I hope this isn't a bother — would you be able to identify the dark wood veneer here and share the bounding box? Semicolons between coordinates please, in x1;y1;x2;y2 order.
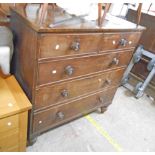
10;8;144;143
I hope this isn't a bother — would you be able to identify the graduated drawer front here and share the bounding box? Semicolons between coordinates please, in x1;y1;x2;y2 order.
37;50;133;85
33;87;117;133
0;115;19;151
38;32;140;59
35;68;124;111
0;114;19;133
0;130;19;151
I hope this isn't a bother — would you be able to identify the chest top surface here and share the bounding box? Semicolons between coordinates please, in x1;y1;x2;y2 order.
0;76;32;119
11;7;145;33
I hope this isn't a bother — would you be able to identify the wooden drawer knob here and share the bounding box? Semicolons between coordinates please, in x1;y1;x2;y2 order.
112;58;119;65
71;41;80;51
61;89;69;97
56;111;65;119
119;38;127;46
65;65;74;76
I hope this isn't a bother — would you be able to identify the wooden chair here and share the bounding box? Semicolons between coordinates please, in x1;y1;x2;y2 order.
0;3;27;26
38;3;111;26
0;3;143;27
0;4;12;26
97;3;142;27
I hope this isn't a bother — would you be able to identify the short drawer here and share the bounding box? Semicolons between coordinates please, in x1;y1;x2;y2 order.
0;114;19;133
35;68;124;110
37;50;133;85
100;32;141;51
33;87;117;133
38;33;102;59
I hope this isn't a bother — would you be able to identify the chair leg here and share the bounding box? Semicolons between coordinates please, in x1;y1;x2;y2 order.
136;3;142;26
100;3;111;26
38;3;48;25
98;3;102;27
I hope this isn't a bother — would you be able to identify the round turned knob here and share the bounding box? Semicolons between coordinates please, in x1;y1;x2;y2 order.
56;111;65;119
71;41;80;51
119;38;127;46
65;65;74;76
61;89;69;97
112;58;119;65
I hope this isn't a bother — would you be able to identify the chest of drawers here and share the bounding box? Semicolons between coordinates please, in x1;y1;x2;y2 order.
10;8;144;144
0;76;31;151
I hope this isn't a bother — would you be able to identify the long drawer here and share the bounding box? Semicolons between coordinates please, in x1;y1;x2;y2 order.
35;68;124;111
37;50;133;85
33;87;117;133
38;32;141;59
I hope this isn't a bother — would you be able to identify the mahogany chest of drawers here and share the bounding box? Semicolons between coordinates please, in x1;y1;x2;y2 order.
10;8;144;144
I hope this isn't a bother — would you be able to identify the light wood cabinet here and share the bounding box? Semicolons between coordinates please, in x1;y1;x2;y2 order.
0;76;32;152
